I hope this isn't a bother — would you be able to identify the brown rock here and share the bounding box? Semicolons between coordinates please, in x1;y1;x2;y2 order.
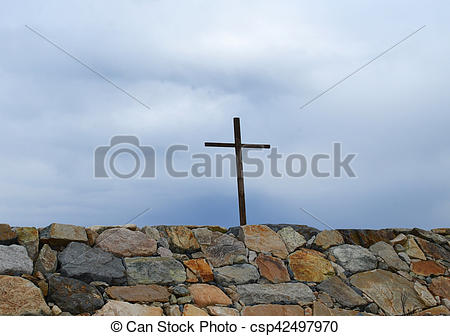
39;223;88;248
317;276;367;308
413;305;450;316
164;226;200;253
313;301;371;316
429;276;450;299
15;227;39;260
183;259;214;282
255;254;290;283
0;224;17;245
350;269;430;315
404;236;426;260
239;225;288;259
432;228;450;235
288;248;335;282
106;285;170;303
0;275;50;315
186;268;199;283
313;301;332;316
34;244;57;275
314;230;344;249
338;229;395;247
85;228;99;246
411;260;445;276
415;236;450;261
183;304;209;316
94;300;163;316
96;228;157;257
242;304;304;316
189;284;232;307
207;306;239;316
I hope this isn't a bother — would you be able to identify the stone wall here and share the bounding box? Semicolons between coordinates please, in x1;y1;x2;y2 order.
0;223;449;316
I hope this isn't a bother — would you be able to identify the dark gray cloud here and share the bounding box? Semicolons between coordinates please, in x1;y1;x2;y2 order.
0;1;449;229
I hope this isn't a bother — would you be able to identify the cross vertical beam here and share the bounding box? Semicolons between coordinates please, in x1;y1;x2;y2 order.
233;117;246;226
205;117;271;226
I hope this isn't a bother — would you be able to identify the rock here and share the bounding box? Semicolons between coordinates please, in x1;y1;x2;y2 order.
157;247;173;257
317;276;367;308
206;306;239;316
350;269;430;315
48;275;104;314
164;226;200;253
85;228;98;246
183;304;209;316
414;236;450;261
40;223;88;249
413;281;437;307
59;242;126;285
411;260;446;276
187;225;228;233
105;285;170;303
413;305;450;316
288;248;335;282
237;283;315;305
313;301;332;316
0;224;17;245
0;275;51;315
51;305;62;316
34;244;57;275
94;300;163;316
165;305;181;316
429;276;450;299
369;241;409;271
189;284;232;307
177;295;193;304
432;228;450;235
123;223;137;231
89;225;120;234
338;229;395;247
172;285;190;297
277;227;306;252
255;254;290;283
365;303;379;314
15;227;39;260
412;228;448;245
314;230;344;250
390;233;407;245
404;236;426;260
96;228;157;257
142;226;161;240
242;304;304;316
239;225;288;259
0;244;33;275
318;292;334;307
125;257;186;285
183;259;214;282
192;228;247;267
329;244;377;274
213;264;259;286
259;224;320;241
398;252;411;264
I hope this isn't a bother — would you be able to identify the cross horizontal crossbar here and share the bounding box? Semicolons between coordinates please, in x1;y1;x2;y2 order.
204;142;270;149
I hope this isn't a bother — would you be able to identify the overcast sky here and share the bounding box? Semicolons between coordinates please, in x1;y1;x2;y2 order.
1;1;449;230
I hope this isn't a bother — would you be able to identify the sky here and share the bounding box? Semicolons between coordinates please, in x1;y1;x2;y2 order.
0;1;449;230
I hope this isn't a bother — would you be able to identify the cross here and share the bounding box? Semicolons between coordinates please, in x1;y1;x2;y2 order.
205;117;271;226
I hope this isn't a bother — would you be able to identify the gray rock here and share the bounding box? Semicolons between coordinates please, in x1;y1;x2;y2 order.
277;227;306;252
237;283;315;305
59;242;126;285
412;228;448;245
365;302;379;314
125;257;186;285
48;275;104;315
369;241;409;271
329;244;377;274
317;276;367;308
192;228;247;267
171;285;190;297
35;244;58;275
214;264;260;286
0;244;33;275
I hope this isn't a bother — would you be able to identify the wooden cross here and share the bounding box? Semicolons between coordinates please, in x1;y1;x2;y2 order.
205;117;271;226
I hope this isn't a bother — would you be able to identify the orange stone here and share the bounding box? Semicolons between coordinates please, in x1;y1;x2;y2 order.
411;260;446;276
255;254;290;283
414;305;450;316
189;284;232;307
183;259;214;282
242;304;304;316
183;304;209;316
240;225;288;259
288;248;335;282
429;276;450;299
